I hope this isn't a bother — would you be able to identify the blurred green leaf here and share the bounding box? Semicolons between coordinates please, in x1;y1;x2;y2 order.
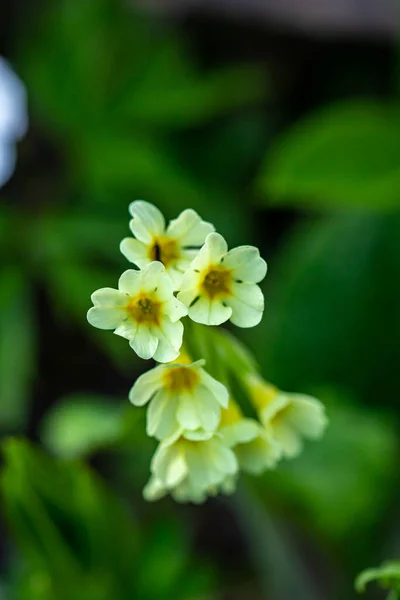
0;267;35;430
2;438;140;600
259;101;400;209
259;395;397;544
356;560;400;595
252;213;400;406
135;520;215;600
40;394;124;458
121;65;267;127
2;438;215;600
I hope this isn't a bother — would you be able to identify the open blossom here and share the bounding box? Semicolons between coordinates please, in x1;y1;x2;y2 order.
143;433;238;504
177;232;267;327
120;200;215;288
87;262;187;362
220;398;280;474
246;374;327;458
129;358;229;441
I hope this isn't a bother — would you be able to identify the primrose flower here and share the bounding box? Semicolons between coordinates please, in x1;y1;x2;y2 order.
120;200;215;288
177;232;267;327
87;262;187;362
143;433;238;503
220;399;280;474
246;374;327;458
129;359;229;441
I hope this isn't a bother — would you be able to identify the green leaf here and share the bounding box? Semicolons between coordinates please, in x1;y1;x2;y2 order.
40;394;124;458
121;65;267;127
1;438;139;599
252;213;400;407
0;267;35;430
356;560;400;594
259;101;400;209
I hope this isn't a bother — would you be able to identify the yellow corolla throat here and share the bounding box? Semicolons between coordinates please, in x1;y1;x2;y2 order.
248;378;279;411
201;265;232;299
163;366;200;393
125;295;161;325
220;398;243;426
270;402;293;427
148;236;180;268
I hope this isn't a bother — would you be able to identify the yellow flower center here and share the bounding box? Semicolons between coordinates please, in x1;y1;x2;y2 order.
148;236;180;267
125;295;161;325
201;266;232;299
163;366;200;393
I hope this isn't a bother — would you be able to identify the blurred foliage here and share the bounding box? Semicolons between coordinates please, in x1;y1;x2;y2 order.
19;0;267;232
259;101;400;209
356;560;400;598
1;438;214;600
252;212;400;407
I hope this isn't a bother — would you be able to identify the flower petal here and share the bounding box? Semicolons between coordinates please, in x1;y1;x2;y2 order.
120;237;149;267
118;270;141;295
177;270;201;306
147;391;181;440
220;420;259;448
226;283;264;328
128;366;163;406
143;476;167;501
207;438;238;477
87;306;123;330
189;232;227;272
166;208;215;247
163;296;188;322
153;319;183;363
274;423;303;458
90;287;127;307
114;320;138;340
140;261;165;292
289;395;327;439
199;369;229;408
129;325;159;360
188;296;232;326
128;200;165;243
223;246;267;283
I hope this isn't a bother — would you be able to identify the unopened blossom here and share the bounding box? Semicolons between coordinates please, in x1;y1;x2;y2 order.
177;232;267;327
129;358;229;441
246;374;327;458
220;398;280;474
87;262;187;362
0;57;28;187
143;433;238;503
120;200;215;288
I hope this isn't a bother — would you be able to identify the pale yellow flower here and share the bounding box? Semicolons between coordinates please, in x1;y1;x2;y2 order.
219;398;280;474
87;262;187;362
144;433;238;503
129;359;229;441
120;200;214;288
246;374;327;458
178;232;267;327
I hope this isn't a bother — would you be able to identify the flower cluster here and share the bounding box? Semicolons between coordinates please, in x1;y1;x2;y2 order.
88;201;327;503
